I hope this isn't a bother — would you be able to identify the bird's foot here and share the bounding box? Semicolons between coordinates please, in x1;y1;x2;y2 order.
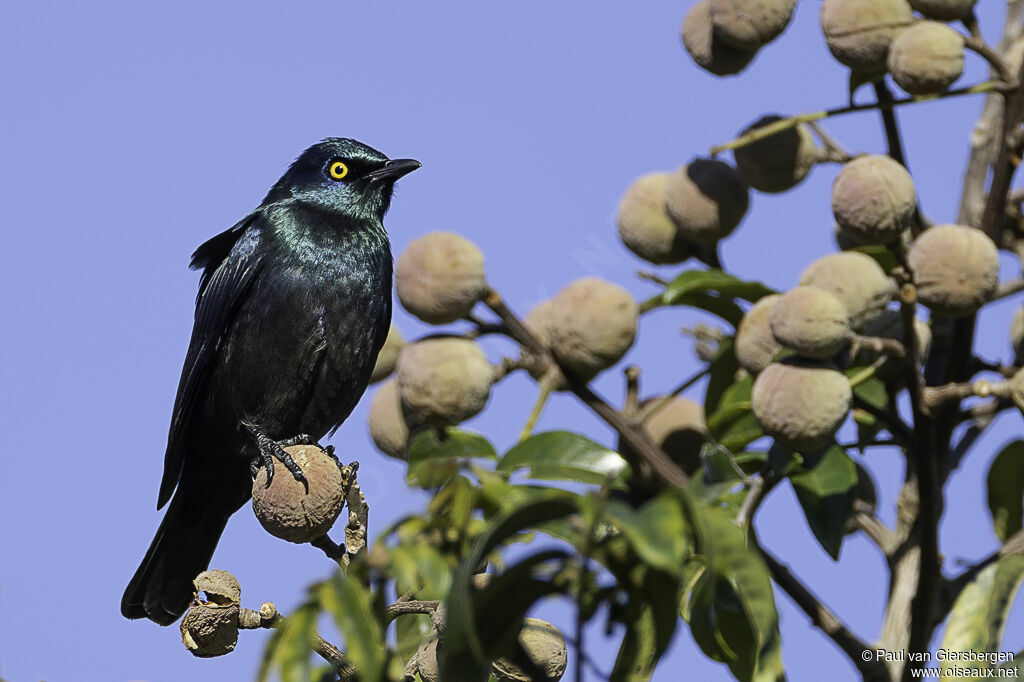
277;434;348;477
242;422;309;492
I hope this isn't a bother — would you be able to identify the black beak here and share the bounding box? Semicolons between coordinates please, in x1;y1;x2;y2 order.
365;158;421;183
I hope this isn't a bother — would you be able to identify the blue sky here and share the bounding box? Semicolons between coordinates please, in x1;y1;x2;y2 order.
1;2;1022;681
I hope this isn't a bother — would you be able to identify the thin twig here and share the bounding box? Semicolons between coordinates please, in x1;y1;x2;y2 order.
995;278;1024;301
259;603;357;680
711;81;1011;156
965;34;1014;83
385;600;439;623
520;372;556;441
762;551;891;682
942;528;1024;613
483;288;690;488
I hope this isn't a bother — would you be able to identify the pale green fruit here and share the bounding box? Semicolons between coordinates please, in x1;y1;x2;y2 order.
522;299;568;389
395;232;487;324
908;0;976;21
735;294;782;374
548;278;638;380
709;0;798;51
888;22;964;95
832;155;916;244
492;619;568;682
368;380;410;460
1011;307;1024;360
821;0;913;72
752;359;852;452
908;224;999;318
643;397;706;475
617;172;693;264
252;445;346;543
770;286;852;358
682;0;758;76
397;338;495;425
665;159;750;245
619;396;707;475
1012;368;1024;414
733;115;820;193
370;323;405;384
799;251;896;331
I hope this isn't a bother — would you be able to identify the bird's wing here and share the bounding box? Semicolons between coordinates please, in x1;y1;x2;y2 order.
157;214;263;509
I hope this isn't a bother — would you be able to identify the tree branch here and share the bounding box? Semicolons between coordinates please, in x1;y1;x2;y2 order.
482;288;690;488
762;551;890;681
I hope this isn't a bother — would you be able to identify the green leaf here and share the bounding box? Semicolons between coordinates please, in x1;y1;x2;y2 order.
610;568;682;681
640;269;773;326
687;508;784;682
662;269;776;304
848;372;888;410
851;244;898;275
941;555;1024;680
445;493;579;665
498;431;631;486
318;575;386;682
395;613;432;663
707;374;764;452
407;428;496;488
789;445;857;560
688;451;768;514
258;600;316;682
987;441;1024;542
606;492;691;573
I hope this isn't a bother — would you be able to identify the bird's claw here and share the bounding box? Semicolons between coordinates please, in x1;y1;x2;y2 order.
242;423;309;492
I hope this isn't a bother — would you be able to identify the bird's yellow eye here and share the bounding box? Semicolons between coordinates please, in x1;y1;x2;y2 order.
328;161;349;180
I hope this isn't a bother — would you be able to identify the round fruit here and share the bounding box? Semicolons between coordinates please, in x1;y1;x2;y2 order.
370;324;405;384
395;232;487;324
368;380;410;459
907;224;999;318
908;0;977;21
832;155;916;244
751;359;852;452
1011;307;1024;361
888;22;964;95
492;618;568;682
736;294;782;374
641;397;707;475
665;159;750;245
521;299;568;388
821;0;913;72
682;0;758;76
709;0;798;51
617;172;693;264
548;278;638;380
1011;368;1024;414
798;251;896;331
251;445;346;543
733;115;820;193
397;338;495;425
770;286;852;358
180;602;239;657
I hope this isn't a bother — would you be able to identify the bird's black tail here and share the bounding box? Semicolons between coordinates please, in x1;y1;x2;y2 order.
121;491;230;625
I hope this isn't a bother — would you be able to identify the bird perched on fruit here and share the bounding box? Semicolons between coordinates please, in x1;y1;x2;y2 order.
121;138;419;625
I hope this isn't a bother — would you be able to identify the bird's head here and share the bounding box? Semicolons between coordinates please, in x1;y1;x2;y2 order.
263;138;420;221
